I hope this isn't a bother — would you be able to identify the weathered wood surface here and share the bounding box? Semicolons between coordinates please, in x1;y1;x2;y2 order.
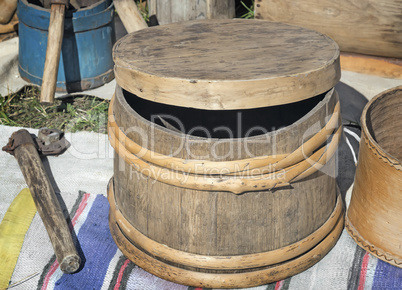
340;53;402;79
40;4;65;105
148;0;235;25
0;13;18;34
112;85;339;256
0;13;18;42
346;86;402;268
255;0;402;58
0;0;17;24
113;0;147;33
108;179;344;288
109;183;343;269
7;130;80;273
113;19;340;110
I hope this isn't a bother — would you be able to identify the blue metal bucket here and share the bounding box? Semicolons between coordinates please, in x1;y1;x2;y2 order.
18;0;115;92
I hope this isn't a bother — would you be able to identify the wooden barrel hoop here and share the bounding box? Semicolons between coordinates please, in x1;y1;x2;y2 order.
108;91;342;194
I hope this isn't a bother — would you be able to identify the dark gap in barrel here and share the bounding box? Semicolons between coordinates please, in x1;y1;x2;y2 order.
123;89;327;139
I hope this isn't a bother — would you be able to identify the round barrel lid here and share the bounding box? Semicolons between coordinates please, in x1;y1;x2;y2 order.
113;19;340;110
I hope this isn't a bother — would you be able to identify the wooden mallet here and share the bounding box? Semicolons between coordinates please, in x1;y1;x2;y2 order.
3;129;80;273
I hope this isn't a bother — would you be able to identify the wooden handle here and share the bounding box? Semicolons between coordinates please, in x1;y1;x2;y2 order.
10;130;80;273
40;4;65;105
113;0;147;33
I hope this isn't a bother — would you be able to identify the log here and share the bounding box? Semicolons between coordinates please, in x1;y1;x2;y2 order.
255;0;402;58
340;52;402;79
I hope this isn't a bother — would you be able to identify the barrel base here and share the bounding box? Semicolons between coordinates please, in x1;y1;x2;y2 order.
345;218;402;268
18;65;114;93
107;178;344;288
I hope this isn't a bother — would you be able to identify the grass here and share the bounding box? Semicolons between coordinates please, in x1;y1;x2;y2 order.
136;0;149;23
239;1;254;19
0;0;254;133
0;86;109;134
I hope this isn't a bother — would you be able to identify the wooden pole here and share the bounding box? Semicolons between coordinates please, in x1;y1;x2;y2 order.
40;3;66;105
113;0;147;33
2;129;80;273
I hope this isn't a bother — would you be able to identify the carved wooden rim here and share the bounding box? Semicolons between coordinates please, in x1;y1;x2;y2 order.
345;217;402;268
108;177;343;270
108;95;341;175
108;197;344;287
361;86;402;170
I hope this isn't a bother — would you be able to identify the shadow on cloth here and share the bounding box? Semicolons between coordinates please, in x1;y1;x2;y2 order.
335;82;368;203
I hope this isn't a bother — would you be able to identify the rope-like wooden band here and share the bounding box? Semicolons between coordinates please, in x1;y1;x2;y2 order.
109;124;341;194
108;96;341;194
108;177;343;270
108;95;341;175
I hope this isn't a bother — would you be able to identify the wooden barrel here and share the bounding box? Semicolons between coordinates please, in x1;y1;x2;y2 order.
255;0;402;58
346;86;402;268
108;19;344;288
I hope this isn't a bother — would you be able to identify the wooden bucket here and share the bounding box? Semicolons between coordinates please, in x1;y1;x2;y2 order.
346;86;402;268
17;0;115;92
108;19;344;288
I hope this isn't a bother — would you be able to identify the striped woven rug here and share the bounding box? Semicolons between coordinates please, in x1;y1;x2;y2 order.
3;123;402;289
8;189;402;290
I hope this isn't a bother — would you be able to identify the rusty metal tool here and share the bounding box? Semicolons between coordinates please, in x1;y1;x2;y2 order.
2;128;80;274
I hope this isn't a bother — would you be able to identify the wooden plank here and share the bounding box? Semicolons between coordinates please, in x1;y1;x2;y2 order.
113;19;340;110
340;52;402;79
113;0;147;34
148;0;235;25
208;0;235;19
255;0;402;58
